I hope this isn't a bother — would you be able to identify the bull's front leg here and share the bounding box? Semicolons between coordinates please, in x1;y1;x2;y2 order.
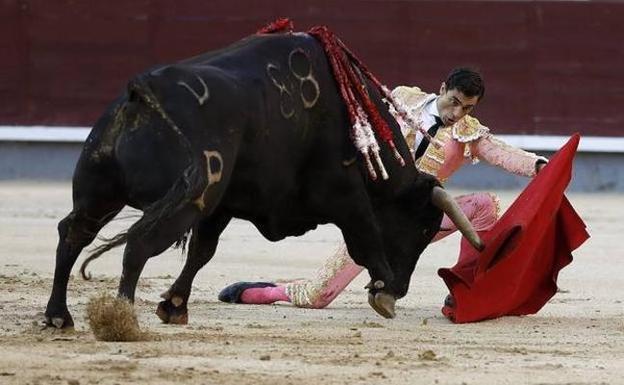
338;211;397;319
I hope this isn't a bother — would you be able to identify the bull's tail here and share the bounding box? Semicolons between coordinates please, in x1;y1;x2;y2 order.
80;161;206;280
80;76;207;280
80;232;128;280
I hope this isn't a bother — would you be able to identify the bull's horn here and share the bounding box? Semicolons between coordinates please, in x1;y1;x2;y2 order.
368;292;396;319
431;186;485;251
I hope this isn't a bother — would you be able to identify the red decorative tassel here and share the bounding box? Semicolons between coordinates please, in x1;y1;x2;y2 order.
308;26;400;153
256;20;407;176
308;27;359;126
257;18;294;34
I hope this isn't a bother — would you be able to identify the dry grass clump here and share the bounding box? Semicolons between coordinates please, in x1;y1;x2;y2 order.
86;292;145;341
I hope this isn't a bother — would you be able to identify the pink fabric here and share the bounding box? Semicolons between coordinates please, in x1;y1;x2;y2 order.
303;261;366;308
436;138;468;182
431;192;498;242
240;286;290;304
470;135;544;178
436;135;543;182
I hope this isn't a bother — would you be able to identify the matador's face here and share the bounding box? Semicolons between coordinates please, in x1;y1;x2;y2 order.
436;83;480;127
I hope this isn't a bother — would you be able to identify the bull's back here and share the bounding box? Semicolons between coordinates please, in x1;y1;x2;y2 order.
79;33;354;217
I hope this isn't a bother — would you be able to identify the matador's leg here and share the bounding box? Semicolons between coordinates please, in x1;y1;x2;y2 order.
283;244;363;308
439;192;499;309
219;192;500;308
219;244;363;308
431;192;500;242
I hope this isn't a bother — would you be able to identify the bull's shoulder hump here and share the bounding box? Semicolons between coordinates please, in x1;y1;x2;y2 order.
234;32;320;55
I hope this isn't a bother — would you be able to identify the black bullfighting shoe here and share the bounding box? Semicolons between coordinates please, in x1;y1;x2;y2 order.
444;294;455;308
218;281;277;303
441;294;457;322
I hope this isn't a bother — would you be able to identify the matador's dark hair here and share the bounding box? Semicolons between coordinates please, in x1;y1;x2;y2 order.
444;67;485;100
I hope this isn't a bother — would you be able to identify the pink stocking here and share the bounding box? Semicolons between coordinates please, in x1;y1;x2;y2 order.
240;286;290;304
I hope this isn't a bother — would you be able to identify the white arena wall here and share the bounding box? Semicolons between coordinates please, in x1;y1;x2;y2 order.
1;126;623;192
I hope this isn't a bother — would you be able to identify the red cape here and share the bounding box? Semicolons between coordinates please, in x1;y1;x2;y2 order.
438;134;589;323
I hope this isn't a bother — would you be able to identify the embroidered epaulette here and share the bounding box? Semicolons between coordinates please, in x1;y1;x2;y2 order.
452;115;489;143
391;86;428;107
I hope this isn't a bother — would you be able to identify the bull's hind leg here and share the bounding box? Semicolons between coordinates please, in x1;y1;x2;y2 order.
45;97;129;328
116;203;201;305
45;199;124;328
156;211;231;324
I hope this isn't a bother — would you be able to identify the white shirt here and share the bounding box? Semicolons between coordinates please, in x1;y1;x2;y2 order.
413;96;442;150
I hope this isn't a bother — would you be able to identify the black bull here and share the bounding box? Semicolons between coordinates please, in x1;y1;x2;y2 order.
45;33;464;328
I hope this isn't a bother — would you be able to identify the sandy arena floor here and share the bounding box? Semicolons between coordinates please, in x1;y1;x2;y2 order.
0;181;622;385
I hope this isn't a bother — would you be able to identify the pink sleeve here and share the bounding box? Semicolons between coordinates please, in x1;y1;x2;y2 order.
469;134;548;177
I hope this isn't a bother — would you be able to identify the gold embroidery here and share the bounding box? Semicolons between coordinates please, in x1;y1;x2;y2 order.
392;87;490;180
404;128;416;150
390;88;435;159
452;115;489;143
285;244;352;307
487;192;501;219
391;86;427;106
416;127;451;182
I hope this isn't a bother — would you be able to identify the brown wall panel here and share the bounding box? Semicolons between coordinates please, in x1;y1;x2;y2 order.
1;0;622;137
0;0;26;120
533;2;624;136
26;1;150;48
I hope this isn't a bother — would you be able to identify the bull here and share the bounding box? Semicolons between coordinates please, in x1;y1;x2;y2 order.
44;32;482;328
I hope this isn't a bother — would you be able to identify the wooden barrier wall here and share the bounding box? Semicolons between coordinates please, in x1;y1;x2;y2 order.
1;0;622;136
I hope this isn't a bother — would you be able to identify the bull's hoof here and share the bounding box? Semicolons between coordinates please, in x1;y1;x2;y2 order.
156;300;188;325
368;292;396;319
43;308;74;329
